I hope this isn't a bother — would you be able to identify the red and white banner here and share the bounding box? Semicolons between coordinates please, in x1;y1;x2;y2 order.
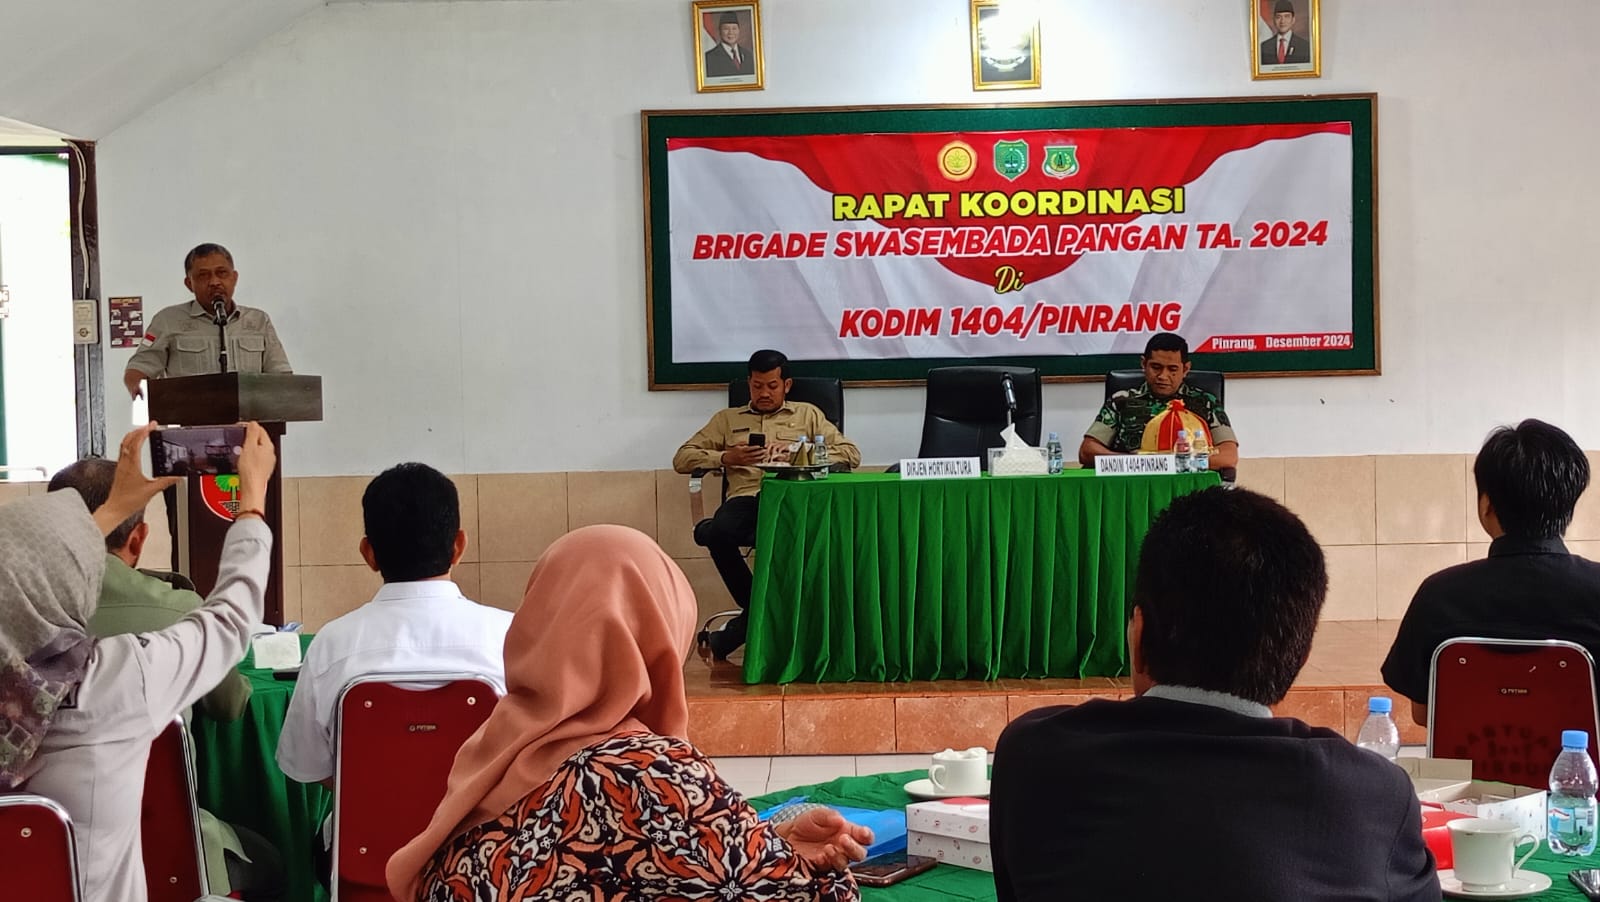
665;122;1355;362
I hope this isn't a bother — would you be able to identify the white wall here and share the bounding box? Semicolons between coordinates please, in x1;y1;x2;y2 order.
93;0;1600;476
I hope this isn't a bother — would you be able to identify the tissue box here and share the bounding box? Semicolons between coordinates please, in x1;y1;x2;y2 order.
908;831;993;872
906;799;992;872
987;446;1048;476
1398;757;1548;840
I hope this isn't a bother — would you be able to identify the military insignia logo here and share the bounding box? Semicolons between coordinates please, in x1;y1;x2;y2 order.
937;140;978;182
1042;144;1080;179
993;140;1028;181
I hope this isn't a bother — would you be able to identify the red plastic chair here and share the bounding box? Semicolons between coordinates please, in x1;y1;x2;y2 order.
332;674;499;902
1428;637;1600;784
142;717;209;902
0;793;81;901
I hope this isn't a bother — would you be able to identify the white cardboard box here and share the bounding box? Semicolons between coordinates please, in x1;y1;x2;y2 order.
905;799;990;842
1398;757;1548;840
908;830;993;872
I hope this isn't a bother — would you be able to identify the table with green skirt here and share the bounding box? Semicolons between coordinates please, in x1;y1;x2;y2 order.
750;771;1600;900
191;633;331;902
744;469;1220;684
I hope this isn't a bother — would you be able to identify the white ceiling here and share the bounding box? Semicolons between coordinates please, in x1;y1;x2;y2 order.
0;0;324;140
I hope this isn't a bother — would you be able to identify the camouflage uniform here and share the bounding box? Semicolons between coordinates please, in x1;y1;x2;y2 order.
1085;382;1237;453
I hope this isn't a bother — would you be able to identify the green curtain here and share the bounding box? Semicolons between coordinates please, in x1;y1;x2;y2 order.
745;471;1218;684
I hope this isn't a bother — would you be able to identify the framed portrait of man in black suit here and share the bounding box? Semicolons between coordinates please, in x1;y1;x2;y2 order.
970;1;1041;91
1251;0;1321;79
694;0;764;93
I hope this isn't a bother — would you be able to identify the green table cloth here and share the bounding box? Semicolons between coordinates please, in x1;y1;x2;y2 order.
752;771;1599;900
191;634;331;902
745;470;1220;684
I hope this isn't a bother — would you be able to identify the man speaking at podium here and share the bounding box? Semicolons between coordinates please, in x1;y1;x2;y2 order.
122;243;294;398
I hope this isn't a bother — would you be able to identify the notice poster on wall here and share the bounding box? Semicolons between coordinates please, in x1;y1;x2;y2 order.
642;94;1376;388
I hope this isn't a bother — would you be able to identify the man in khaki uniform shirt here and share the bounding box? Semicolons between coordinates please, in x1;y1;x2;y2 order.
122;242;293;399
673;349;861;658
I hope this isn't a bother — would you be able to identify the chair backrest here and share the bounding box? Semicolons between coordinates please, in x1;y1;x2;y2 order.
727;376;845;433
142;717;207;902
1105;369;1226;407
1428;637;1600;784
918;366;1042;468
0;794;81;902
333;674;500;902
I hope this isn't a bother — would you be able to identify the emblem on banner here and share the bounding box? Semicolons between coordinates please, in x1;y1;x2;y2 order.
993;140;1028;181
1042;144;1080;179
200;474;242;522
937;140;977;182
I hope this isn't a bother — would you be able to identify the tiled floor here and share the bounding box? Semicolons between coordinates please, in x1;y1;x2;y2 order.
685;620;1416;757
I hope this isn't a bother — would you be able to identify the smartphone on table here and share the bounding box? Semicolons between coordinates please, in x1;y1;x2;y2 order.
150;425;247;477
848;851;937;887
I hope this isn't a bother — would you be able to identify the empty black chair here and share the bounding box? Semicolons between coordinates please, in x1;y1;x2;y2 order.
1105;369;1225;406
917;366;1041;470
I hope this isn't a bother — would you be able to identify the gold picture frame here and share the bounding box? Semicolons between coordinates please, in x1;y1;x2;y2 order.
693;0;764;93
1251;0;1321;80
970;0;1040;91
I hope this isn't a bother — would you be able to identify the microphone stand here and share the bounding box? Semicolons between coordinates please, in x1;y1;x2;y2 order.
212;298;230;373
1001;373;1017;430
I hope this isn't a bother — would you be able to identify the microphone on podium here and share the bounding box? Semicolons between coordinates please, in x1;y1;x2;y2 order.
211;293;228;325
1001;372;1017;412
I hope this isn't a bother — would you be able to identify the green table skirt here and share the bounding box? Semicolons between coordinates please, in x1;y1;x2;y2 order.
745;470;1220;684
191;634;331;902
751;771;1598;900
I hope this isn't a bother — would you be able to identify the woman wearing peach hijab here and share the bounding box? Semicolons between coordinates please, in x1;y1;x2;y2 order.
387;524;872;901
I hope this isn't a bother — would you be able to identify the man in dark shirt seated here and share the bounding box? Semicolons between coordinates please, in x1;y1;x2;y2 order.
991;487;1439;902
1079;331;1238;471
1382;419;1600;726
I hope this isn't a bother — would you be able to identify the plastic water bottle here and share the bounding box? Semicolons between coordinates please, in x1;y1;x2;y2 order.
1355;696;1399;760
1549;730;1599;855
1046;432;1064;475
1173;429;1192;474
812;434;829;479
1191;431;1210;473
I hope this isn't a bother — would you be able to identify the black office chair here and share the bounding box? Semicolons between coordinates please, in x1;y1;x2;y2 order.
913;366;1042;470
1105;369;1225;405
1104;368;1233;483
688;376;846;647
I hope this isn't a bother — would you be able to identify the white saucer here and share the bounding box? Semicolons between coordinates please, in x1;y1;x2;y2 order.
902;778;990;801
1438;869;1552;899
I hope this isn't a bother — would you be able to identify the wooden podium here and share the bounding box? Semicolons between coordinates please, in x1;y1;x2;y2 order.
148;374;322;625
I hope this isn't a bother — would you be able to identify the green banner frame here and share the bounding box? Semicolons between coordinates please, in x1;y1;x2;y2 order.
642;93;1378;389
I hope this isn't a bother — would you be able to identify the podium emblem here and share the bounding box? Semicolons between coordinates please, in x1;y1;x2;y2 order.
199;474;242;522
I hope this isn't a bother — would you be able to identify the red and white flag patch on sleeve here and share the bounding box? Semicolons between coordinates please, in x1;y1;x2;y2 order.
140;332;156;348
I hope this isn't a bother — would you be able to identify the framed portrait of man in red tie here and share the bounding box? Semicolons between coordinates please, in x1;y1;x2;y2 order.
693;0;764;93
1251;0;1321;80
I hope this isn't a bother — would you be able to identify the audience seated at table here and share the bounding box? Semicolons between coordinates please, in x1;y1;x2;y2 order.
9;423;276;902
673;348;860;659
1078;331;1239;472
48;456;284;900
385;524;873;901
275;462;512;876
989;487;1439;902
1383;418;1600;726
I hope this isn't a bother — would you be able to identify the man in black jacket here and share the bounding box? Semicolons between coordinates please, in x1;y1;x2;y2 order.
991;487;1439;902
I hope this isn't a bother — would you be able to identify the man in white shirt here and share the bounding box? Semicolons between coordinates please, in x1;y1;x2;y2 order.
276;462;512;791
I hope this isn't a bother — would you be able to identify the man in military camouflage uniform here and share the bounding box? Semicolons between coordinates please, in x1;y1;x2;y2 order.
1078;332;1239;472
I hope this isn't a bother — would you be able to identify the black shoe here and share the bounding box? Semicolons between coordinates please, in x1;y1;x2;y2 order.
705;625;744;661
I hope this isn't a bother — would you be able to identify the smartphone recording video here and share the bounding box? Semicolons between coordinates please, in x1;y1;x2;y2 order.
151;425;247;477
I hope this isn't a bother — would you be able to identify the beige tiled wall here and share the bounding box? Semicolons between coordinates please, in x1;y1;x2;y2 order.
10;454;1589;630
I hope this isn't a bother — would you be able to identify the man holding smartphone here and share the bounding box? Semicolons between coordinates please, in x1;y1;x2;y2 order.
672;349;860;659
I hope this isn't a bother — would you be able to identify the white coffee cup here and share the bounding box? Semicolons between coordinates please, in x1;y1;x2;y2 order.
928;746;988;794
1447;817;1538;891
